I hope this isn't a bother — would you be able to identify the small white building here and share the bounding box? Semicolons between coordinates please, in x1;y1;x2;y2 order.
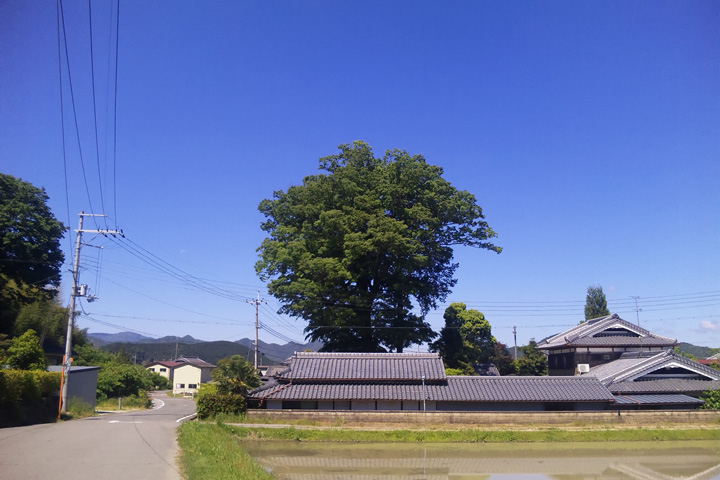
145;361;181;382
172;357;215;395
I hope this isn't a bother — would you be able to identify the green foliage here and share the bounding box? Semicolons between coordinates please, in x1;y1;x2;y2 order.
196;393;248;419
211;355;261;395
65;397;95;418
431;303;497;373
6;329;47;370
0;370;60;403
490;342;515;376
256;141;501;352
178;423;275;480
584;285;610;321
72;343;119;366
514;339;548;376
700;387;720;409
0;174;66;336
95;363;156;400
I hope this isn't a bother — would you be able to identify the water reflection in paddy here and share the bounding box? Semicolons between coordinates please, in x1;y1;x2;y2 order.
243;440;720;480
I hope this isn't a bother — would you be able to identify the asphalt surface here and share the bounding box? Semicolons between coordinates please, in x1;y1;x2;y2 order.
0;392;196;480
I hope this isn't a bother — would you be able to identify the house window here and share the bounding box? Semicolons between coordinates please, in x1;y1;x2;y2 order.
188;384;198;389
176;383;185;389
149;368;155;372
160;368;167;372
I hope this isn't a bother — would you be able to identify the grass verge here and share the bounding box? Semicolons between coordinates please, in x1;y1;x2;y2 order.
178;422;274;480
224;425;720;443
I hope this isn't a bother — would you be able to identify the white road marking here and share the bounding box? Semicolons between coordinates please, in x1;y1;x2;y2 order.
108;420;142;424
152;399;165;410
176;413;197;423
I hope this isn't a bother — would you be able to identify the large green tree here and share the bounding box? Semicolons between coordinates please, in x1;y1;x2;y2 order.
0;174;66;335
211;355;261;396
431;302;497;374
584;285;610;321
514;339;548;376
256;142;501;352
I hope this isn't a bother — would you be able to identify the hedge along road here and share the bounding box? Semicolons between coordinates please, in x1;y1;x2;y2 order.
0;392;196;480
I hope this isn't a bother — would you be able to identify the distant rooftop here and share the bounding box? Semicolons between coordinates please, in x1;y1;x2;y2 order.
539;314;676;350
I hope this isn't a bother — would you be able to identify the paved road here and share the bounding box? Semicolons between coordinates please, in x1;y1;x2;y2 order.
0;392;196;480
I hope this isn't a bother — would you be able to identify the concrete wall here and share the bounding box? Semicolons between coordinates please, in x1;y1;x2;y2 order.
247;409;720;426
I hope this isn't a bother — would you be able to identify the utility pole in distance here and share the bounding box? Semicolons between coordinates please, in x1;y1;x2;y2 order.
247;292;266;370
513;325;518;361
630;296;642;326
60;212;123;414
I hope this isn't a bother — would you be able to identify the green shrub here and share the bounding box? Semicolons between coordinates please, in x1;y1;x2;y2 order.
66;397;94;418
0;370;60;403
124;390;152;409
196;393;247;419
700;387;720;409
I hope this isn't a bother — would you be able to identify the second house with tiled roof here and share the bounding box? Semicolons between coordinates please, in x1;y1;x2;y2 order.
538;314;677;375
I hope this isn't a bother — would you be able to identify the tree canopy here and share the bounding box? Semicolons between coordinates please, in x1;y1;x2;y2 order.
256;142;501;352
210;355;261;395
431;302;497;374
584;285;610;321
0;174;66;335
515;339;548;376
6;329;47;370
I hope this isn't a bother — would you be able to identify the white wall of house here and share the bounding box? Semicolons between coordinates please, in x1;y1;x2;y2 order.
146;365;173;381
173;365;213;395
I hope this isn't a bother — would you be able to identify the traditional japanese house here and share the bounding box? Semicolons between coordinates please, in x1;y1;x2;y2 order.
538;314;677;376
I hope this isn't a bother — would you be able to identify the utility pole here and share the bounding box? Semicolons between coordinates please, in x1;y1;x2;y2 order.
247;292;266;369
513;325;518;361
60;212;122;414
630;296;642;326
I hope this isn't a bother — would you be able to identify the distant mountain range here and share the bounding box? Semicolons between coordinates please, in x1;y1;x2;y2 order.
88;332;717;366
87;332;321;364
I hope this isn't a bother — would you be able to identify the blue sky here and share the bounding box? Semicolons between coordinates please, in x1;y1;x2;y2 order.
2;1;718;352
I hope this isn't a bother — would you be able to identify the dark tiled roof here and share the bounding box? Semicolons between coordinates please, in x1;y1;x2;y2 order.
539;314;676;350
176;357;215;368
589;350;720;386
473;364;500;376
251;376;614;403
279;352;446;381
613;394;704;405
569;337;676;347
609;379;720;394
441;376;614;402
145;361;181;368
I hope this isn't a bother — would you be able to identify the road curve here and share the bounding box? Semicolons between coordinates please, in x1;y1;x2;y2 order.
0;392;196;480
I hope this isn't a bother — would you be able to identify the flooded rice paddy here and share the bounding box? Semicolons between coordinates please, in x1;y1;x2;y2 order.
243;440;720;480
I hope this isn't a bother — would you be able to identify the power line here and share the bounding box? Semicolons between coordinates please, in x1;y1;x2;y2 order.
58;0;98;229
87;0;107;229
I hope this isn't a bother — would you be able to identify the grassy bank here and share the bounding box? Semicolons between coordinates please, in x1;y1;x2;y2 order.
177;421;720;479
225;424;720;443
178;423;274;480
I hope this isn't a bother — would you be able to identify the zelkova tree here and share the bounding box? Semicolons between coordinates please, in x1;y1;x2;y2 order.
584;285;610;321
256;142;501;352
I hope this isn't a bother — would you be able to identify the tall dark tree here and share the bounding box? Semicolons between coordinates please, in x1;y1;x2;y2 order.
256;142;501;352
0;174;65;335
584;285;610;321
431;302;497;373
515;339;548;376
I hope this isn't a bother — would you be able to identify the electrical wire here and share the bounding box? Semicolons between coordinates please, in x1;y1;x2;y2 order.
87;0;107;229
58;0;99;229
